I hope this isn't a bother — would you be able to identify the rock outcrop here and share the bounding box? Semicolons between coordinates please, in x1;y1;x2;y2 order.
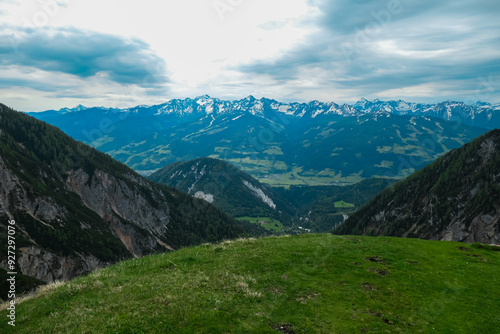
66;168;171;256
17;246;108;282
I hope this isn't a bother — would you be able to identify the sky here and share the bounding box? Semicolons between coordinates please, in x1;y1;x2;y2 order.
0;0;499;111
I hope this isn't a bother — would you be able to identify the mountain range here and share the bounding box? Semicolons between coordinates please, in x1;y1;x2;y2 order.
29;97;497;186
38;96;500;127
0;101;396;293
335;129;500;244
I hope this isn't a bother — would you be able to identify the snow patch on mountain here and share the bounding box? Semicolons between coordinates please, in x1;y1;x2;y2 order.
186;163;206;193
208;114;215;127
279;105;293;115
170;170;182;179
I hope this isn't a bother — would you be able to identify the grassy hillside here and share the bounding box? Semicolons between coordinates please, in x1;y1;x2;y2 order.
2;234;499;333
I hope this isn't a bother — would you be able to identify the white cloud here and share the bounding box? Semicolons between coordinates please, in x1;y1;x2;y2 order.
1;0;314;110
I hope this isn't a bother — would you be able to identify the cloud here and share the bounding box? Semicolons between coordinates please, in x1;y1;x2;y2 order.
0;26;169;87
236;0;500;102
0;25;171;111
0;66;171;112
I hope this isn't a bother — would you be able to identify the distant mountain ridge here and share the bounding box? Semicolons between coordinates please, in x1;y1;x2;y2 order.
334;129;500;244
29;97;496;186
41;96;500;128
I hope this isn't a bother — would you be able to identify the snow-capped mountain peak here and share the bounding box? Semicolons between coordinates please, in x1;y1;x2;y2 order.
38;97;500;129
56;104;87;113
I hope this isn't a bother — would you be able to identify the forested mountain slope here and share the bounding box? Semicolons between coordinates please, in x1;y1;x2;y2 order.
148;157;295;221
0;104;246;286
335;129;500;244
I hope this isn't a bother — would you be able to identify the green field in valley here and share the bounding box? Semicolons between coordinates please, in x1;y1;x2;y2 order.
334;200;355;208
236;217;284;232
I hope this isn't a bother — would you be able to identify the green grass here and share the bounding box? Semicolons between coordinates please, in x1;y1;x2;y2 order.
258;172;310;188
263;146;285;155
236;217;283;232
334;200;355;208
258;167;366;188
2;234;500;333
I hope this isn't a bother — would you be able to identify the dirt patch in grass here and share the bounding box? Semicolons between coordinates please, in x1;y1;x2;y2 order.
365;256;387;263
269;286;283;295
471;243;500;251
296;291;319;304
361;282;377;291
269;321;296;334
370;268;389;276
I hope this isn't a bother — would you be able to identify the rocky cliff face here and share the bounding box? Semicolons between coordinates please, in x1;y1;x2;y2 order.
0;157;173;281
335;130;500;244
0;155;67;222
66;168;172;256
17;246;108;282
